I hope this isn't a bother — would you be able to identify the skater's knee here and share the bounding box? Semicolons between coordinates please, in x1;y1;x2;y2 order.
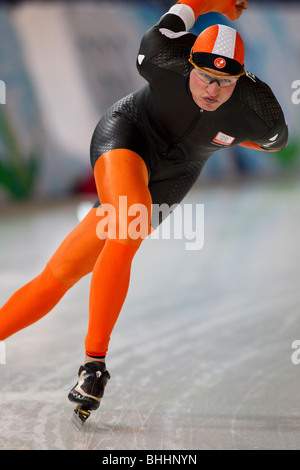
47;215;105;287
47;258;83;287
48;246;101;287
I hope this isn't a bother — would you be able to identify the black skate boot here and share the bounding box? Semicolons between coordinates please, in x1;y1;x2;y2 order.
68;362;110;428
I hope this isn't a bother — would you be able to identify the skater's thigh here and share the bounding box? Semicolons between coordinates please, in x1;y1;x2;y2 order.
48;207;106;286
94;149;152;243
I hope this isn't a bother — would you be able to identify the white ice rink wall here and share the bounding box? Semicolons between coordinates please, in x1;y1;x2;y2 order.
0;1;299;202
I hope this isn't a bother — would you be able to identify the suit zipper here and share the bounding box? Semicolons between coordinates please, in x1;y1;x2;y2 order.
164;109;204;156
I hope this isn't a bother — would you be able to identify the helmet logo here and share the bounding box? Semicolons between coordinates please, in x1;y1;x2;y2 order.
214;57;226;69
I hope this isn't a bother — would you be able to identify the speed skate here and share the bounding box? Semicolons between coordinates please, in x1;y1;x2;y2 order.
68;362;111;429
71;405;92;429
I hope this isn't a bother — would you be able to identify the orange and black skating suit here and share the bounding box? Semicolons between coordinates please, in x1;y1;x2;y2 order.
0;1;288;358
90;1;288;226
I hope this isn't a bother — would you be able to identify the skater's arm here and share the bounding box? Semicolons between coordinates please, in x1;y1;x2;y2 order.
156;0;248;34
139;0;248;52
239;118;289;152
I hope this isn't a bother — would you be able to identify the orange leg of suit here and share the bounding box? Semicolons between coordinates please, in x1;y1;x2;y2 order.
85;149;152;356
0;149;151;359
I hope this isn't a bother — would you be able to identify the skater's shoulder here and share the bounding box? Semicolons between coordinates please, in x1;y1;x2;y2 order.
236;70;276;100
235;71;284;126
137;12;195;77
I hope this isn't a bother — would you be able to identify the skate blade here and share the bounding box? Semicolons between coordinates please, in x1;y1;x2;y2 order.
71;405;91;430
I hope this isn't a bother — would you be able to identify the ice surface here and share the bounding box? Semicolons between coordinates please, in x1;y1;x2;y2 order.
1;179;300;450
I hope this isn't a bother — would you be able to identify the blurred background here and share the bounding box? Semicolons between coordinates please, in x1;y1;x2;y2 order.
0;0;299;203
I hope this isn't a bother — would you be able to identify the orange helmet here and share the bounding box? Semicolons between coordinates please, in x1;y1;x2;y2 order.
191;24;245;75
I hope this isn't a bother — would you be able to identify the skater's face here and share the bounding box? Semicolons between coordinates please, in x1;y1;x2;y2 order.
189;67;238;111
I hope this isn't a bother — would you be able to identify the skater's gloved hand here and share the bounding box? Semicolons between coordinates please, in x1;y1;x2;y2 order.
177;0;249;22
227;0;248;20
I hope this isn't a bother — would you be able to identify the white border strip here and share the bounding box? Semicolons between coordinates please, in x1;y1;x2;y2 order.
164;4;195;31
